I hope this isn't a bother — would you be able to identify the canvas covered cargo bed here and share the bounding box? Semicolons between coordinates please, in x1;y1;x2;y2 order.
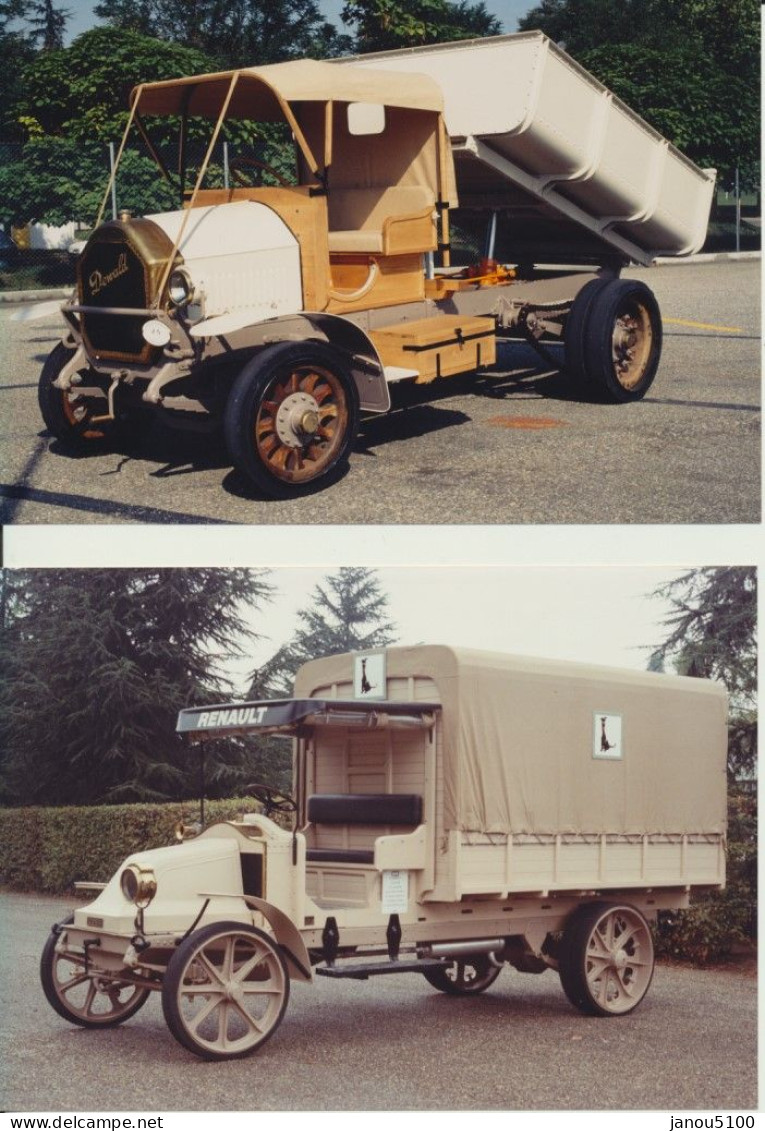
349;33;716;265
295;646;727;900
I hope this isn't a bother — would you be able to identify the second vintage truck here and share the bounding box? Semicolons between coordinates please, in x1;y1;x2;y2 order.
41;646;727;1060
38;33;715;497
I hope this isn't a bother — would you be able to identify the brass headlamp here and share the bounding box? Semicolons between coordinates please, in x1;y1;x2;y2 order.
119;864;157;908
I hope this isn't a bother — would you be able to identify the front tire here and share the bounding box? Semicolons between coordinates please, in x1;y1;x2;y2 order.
558;902;655;1016
40;919;150;1028
162;922;290;1061
223;341;359;498
38;343;111;447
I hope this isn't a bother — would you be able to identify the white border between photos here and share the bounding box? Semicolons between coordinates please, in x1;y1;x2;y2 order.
2;522;762;569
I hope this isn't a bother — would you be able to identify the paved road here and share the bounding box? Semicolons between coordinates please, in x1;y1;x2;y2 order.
1;892;757;1111
0;260;759;525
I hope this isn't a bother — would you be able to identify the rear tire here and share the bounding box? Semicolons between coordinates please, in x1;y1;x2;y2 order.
558;902;655;1016
422;955;502;995
581;280;662;401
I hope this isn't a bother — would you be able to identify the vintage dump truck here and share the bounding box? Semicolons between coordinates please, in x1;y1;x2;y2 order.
35;33;715;498
41;646;727;1060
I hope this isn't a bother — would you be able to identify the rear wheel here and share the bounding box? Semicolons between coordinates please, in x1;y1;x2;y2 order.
38;343;111;447
558;902;655;1016
566;279;662;401
422;955;502;995
40;919;149;1028
223;341;359;498
162;922;290;1060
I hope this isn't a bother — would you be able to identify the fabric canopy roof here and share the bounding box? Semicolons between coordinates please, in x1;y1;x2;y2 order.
132;58;445;118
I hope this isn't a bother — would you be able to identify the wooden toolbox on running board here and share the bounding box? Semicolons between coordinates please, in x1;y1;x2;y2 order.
370;314;496;383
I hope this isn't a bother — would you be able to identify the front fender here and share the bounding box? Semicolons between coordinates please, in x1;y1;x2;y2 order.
244;895;313;983
195;311;391;414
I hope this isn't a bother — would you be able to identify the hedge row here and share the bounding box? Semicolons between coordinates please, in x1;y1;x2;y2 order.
0;797;284;894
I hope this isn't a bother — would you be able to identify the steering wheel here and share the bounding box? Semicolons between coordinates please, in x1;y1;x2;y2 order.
229;155;293;188
246;783;297;816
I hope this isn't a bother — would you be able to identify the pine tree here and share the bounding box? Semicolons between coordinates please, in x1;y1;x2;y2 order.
249;567;397;698
27;0;69;50
0;568;274;805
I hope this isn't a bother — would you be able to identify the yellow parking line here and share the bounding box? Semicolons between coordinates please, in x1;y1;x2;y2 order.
663;316;745;333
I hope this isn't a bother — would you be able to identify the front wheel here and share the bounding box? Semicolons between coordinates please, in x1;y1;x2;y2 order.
558;902;655;1016
38;342;111;447
161;922;290;1060
422;954;502;995
40;919;150;1028
223;341;359;498
566;279;662;402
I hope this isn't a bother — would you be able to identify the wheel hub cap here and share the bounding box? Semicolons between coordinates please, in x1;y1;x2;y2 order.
275;391;320;447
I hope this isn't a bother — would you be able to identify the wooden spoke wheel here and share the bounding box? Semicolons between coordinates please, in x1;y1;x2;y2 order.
566;279;662;402
559;902;655;1016
224;341;359;498
422;954;502;995
38;342;110;446
162;923;290;1061
40;920;149;1028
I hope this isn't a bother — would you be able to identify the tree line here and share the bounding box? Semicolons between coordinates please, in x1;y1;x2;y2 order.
0;0;758;225
0;566;396;805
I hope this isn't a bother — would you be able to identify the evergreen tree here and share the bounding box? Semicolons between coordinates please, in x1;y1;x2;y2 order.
27;0;69;49
0;568;274;806
249;567;397;698
649;566;756;782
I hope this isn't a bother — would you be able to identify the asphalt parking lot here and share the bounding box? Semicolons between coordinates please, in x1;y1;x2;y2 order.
1;892;758;1112
0;259;759;525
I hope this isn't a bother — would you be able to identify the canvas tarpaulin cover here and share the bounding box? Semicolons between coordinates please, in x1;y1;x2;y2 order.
295;645;728;837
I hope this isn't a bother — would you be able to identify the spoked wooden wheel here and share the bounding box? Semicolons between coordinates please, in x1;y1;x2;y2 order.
567;279;662;402
224;341;359;498
559;902;655;1016
162;923;290;1060
422;954;502;995
38;342;109;445
40;921;149;1027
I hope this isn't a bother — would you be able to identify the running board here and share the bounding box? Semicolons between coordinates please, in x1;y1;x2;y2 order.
316;958;446;980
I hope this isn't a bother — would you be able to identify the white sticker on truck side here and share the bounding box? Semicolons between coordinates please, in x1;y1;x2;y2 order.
593;713;623;759
381;870;409;914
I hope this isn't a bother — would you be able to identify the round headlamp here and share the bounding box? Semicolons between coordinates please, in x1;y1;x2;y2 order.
168;269;193;307
120;864;157;908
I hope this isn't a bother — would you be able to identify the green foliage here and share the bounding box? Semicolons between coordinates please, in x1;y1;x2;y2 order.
341;0;501;52
649;567;756;732
93;0;352;68
648;567;757;962
0;569;276;806
0;796;290;894
14;27;218;140
654;790;756;963
249;567;397;698
26;0;69;50
519;0;759;171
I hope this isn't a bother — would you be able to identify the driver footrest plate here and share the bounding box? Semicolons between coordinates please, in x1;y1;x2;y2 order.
316;958;446;980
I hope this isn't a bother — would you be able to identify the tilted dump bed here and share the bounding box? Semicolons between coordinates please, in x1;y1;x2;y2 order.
296;646;727;901
350;33;716;265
